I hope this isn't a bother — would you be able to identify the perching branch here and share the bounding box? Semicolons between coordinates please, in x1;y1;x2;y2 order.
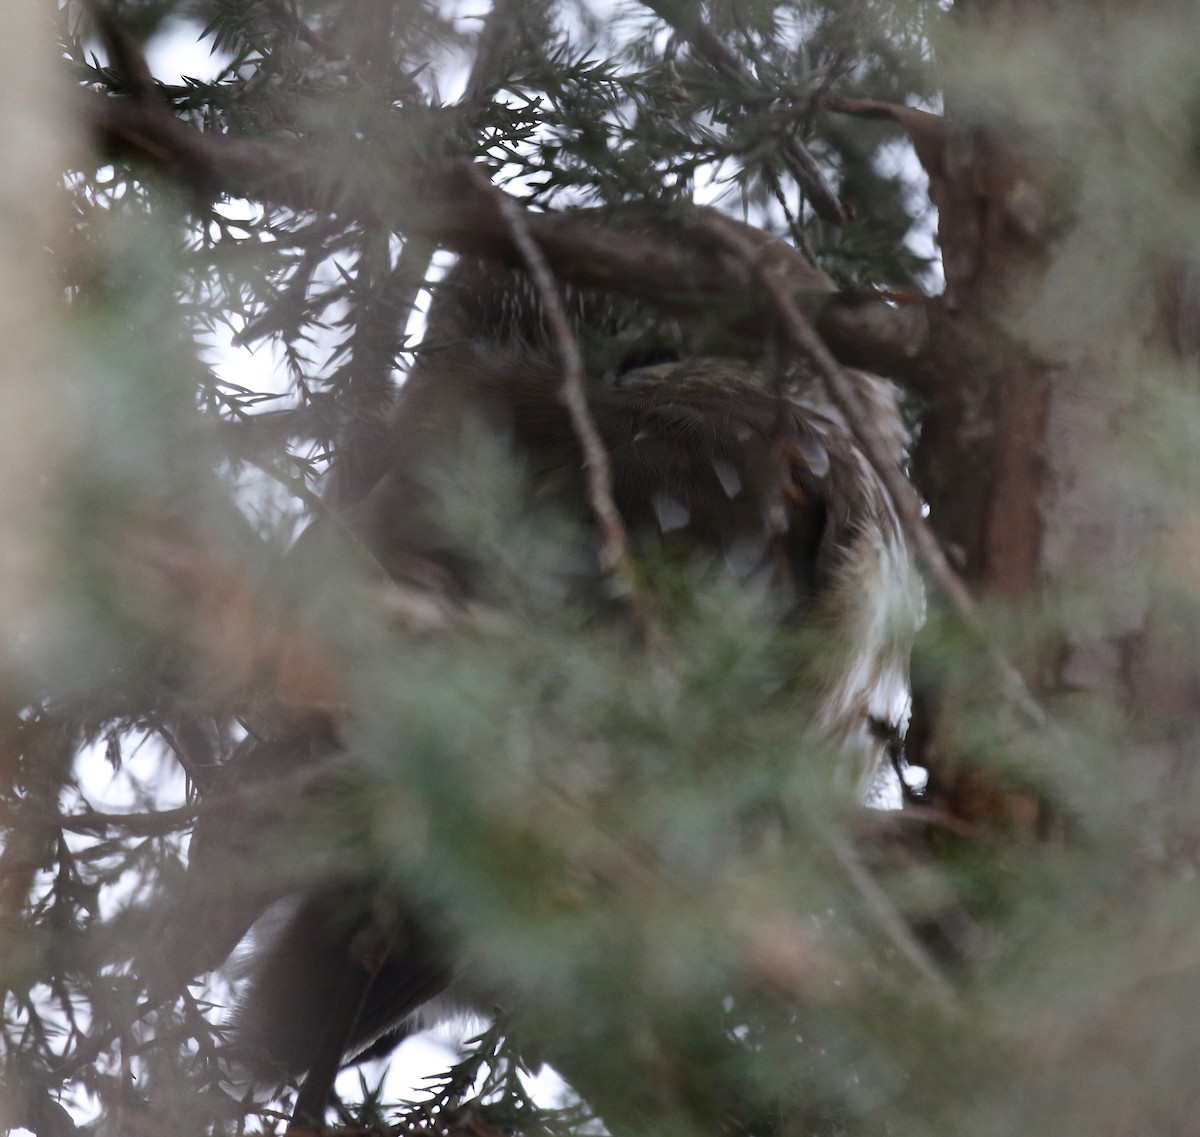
83;91;936;384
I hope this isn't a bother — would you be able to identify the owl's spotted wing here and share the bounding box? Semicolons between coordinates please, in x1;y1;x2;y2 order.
599;362;842;607
597;362;920;791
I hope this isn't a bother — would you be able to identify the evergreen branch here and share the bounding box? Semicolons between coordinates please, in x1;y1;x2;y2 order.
388;0;552;355
265;0;348;67
0;752;387;839
0;800;202;837
210;385;332;516
80;0;157;102
640;0;847;224
84;92;931;382
462;0;540;105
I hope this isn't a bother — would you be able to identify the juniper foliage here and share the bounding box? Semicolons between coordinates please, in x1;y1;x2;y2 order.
7;1;1200;1136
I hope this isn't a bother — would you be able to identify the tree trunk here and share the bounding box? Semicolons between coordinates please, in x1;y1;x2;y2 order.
910;0;1200;830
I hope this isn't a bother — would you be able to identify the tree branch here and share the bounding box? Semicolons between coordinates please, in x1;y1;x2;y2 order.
642;0;847;224
824;94;947;185
83;94;812;305
81;0;157;102
83;90;941;385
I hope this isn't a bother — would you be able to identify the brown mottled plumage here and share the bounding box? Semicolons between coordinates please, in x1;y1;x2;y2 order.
226;223;922;1114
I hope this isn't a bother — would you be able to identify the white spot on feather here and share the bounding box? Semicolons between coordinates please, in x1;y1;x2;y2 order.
712;458;742;498
652;491;690;532
762;487;789;535
796;436;830;478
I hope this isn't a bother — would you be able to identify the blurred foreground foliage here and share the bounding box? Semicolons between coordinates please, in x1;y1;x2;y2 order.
5;0;1200;1135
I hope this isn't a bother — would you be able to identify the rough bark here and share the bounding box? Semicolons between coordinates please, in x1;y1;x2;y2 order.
903;0;1200;848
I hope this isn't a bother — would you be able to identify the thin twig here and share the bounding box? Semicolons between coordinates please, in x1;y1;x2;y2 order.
0;751;380;839
480;174;668;645
480;184;624;562
825;830;954;1000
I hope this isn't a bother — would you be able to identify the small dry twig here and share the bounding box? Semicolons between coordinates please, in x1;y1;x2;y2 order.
484;178;627;570
480;173;668;647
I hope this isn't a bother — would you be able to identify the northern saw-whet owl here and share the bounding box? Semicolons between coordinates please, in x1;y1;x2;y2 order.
218;207;922;1110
